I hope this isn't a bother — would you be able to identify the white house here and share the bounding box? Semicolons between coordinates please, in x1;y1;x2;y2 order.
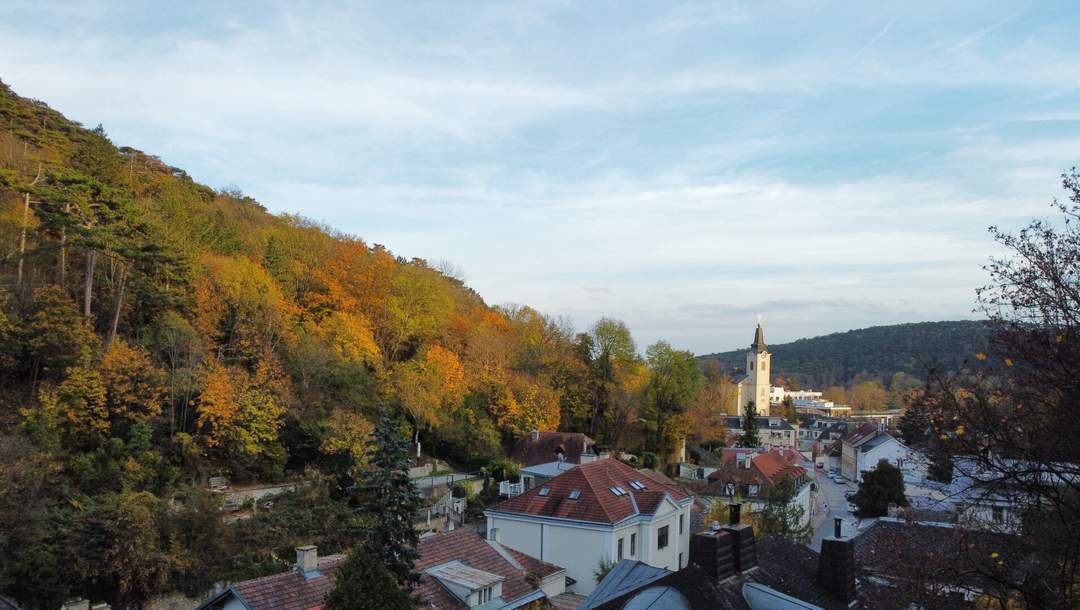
840;423;923;482
484;459;693;596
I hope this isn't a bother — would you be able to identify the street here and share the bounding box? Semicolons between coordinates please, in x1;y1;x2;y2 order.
808;466;860;551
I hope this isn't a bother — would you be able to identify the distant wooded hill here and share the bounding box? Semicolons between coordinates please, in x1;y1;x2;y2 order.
698;320;990;388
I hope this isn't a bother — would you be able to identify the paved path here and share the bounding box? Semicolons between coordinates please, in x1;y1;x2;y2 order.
808;468;860;551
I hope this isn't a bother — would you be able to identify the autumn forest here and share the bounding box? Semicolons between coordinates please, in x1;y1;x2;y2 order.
0;82;736;607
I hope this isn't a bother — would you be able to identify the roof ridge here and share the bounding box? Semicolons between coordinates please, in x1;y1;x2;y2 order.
486;539;525;573
578;460;621;523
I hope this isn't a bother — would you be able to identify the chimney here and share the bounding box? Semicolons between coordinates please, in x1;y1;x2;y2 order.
296;545;320;579
690;524;736;581
722;504;757;573
818;518;857;603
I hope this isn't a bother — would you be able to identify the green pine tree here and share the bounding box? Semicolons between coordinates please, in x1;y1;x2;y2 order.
353;414;422;587
851;459;908;517
756;478;812;544
736;401;760;448
324;544;413;610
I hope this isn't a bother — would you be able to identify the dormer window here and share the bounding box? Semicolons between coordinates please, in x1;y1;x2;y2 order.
538;487;550;496
425;561;503;608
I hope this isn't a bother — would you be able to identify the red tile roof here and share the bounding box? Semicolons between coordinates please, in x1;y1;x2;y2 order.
510;431;596;467
205;531;562;610
226;554;346;610
489;459;691;524
416;528;564;609
703;451;807;497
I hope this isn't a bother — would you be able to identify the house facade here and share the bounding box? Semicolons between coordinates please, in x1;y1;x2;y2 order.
723;415;797;449
840;423;921;482
699;449;812;528
484;459;693;596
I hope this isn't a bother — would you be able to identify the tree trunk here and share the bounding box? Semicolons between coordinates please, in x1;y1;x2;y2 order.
16;192;29;285
17;166;42;286
106;262;127;350
83;249;96;319
58;202;69;285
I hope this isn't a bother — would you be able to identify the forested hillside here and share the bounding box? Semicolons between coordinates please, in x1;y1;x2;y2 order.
699;320;990;389
0;81;729;608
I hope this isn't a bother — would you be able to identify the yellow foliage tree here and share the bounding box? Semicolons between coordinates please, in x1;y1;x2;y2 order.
195;361;287;458
392;345;466;430
502;376;561;436
321;409;375;475
99;340;167;424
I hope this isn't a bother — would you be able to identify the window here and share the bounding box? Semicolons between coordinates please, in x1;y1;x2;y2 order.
725;482;736;497
630;533;637;556
679;514;685;535
618;537;624;560
538;487;550;496
749;484;760;497
479;586;493;603
750;361;754;371
992;506;1005;524
569;490;581;500
658;525;669;550
679;552;684;569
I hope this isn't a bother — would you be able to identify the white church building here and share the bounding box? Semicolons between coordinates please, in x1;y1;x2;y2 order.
733;323;772;416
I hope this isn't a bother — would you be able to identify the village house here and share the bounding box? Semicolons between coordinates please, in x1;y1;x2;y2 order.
840;422;922;482
795;415;852;452
508;430;606;492
484;459;693;596
195;529;569;610
698;448;812;528
723;415;797;449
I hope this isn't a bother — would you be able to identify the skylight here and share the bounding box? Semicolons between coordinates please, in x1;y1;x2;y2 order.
569;490;581;500
609;486;624;496
615;486;627;495
629;480;646;490
538;487;550;496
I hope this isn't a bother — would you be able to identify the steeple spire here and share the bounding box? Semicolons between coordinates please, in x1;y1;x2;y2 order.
752;322;767;353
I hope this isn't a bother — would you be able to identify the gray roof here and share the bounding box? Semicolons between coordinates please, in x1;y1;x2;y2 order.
583;536;857;609
580;560;671;609
521;460;579;478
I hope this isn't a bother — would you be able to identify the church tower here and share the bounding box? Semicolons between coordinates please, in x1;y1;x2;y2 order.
741;323;771;416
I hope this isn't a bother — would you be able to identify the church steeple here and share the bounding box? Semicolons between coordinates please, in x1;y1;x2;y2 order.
752;323;767;354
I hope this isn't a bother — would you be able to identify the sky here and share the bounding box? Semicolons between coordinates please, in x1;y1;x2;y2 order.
2;1;1079;354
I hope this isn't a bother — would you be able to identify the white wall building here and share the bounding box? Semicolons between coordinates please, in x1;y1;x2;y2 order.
840;423;923;482
769;387;824;405
484;459;693;596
